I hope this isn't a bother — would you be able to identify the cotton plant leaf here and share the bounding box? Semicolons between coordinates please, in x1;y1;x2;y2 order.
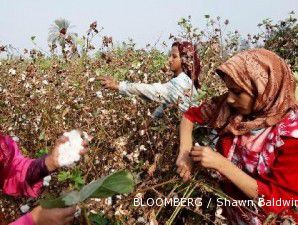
91;170;134;198
40;170;134;208
39;191;81;208
95;68;102;76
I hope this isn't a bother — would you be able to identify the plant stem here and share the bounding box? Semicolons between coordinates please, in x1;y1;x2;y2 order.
166;183;196;225
82;206;91;225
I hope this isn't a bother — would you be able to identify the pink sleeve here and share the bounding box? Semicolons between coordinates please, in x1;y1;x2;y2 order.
9;213;35;225
0;135;43;197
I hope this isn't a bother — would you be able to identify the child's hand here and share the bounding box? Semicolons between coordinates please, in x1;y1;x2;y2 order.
176;151;193;182
189;145;225;170
99;76;119;90
45;130;90;171
31;205;76;225
45;135;69;172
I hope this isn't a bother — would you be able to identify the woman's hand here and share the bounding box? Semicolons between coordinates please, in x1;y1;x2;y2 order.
30;206;76;225
176;151;193;182
190;145;258;198
45;131;89;172
99;76;119;90
189;145;226;170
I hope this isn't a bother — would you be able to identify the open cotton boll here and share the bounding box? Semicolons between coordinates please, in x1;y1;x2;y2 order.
58;130;86;167
20;204;30;213
43;175;52;186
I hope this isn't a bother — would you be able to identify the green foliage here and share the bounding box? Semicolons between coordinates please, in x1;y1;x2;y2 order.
34;148;48;158
89;213;110;225
37;59;52;71
253;11;298;70
40;170;134;208
58;169;85;190
88;212;122;225
176;16;202;42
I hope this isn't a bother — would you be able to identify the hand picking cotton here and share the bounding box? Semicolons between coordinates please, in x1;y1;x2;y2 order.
58;130;88;167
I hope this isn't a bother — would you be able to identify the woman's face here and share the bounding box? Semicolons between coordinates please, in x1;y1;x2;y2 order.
223;76;254;115
169;46;182;75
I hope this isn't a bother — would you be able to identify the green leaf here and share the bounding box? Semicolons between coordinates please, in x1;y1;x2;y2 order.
89;213;109;225
95;69;102;76
40;170;134;208
90;170;134;198
39;191;81;208
58;171;71;182
34;148;49;158
76;38;84;47
38;131;46;141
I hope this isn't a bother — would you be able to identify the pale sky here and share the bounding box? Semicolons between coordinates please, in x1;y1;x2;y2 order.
0;0;297;52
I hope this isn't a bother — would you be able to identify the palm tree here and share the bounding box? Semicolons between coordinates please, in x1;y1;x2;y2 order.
48;18;78;58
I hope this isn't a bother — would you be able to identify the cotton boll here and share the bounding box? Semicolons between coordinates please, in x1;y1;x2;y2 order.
74;206;81;218
8;68;16;75
96;91;103;98
105;197;112;206
20;205;30;213
139;145;147;151
57;130;88;167
139;130;145;136
43;175;52;186
82;131;92;142
137;217;146;223
12;136;20;142
88;77;95;82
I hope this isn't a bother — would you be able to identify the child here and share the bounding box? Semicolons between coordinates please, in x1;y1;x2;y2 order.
0;132;88;225
100;41;201;118
177;49;298;224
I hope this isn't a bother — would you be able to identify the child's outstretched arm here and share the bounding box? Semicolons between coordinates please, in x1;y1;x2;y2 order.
100;74;196;112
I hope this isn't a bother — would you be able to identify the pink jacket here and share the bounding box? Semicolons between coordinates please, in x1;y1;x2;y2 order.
0;134;43;225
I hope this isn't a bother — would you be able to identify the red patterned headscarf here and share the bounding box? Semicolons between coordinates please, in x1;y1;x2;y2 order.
172;41;201;89
205;48;297;135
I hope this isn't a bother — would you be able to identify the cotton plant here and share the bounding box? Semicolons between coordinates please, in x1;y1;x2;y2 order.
39;170;135;209
8;68;16;75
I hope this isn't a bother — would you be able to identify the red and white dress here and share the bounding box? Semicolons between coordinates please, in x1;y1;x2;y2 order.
184;105;298;224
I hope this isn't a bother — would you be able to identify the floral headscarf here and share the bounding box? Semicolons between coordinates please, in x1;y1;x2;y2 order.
206;48;297;135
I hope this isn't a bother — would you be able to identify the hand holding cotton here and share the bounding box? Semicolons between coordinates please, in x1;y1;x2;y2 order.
57;130;89;167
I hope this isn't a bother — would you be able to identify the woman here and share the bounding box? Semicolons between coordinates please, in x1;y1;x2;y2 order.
0;132;88;225
100;41;201;118
176;49;298;224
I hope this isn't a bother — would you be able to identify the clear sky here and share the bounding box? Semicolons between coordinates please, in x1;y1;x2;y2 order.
0;0;297;52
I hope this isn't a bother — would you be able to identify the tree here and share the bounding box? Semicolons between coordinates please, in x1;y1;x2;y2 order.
48;18;78;59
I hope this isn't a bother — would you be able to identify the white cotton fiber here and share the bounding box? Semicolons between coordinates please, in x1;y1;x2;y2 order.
43;175;52;186
20;204;30;213
58;130;87;167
